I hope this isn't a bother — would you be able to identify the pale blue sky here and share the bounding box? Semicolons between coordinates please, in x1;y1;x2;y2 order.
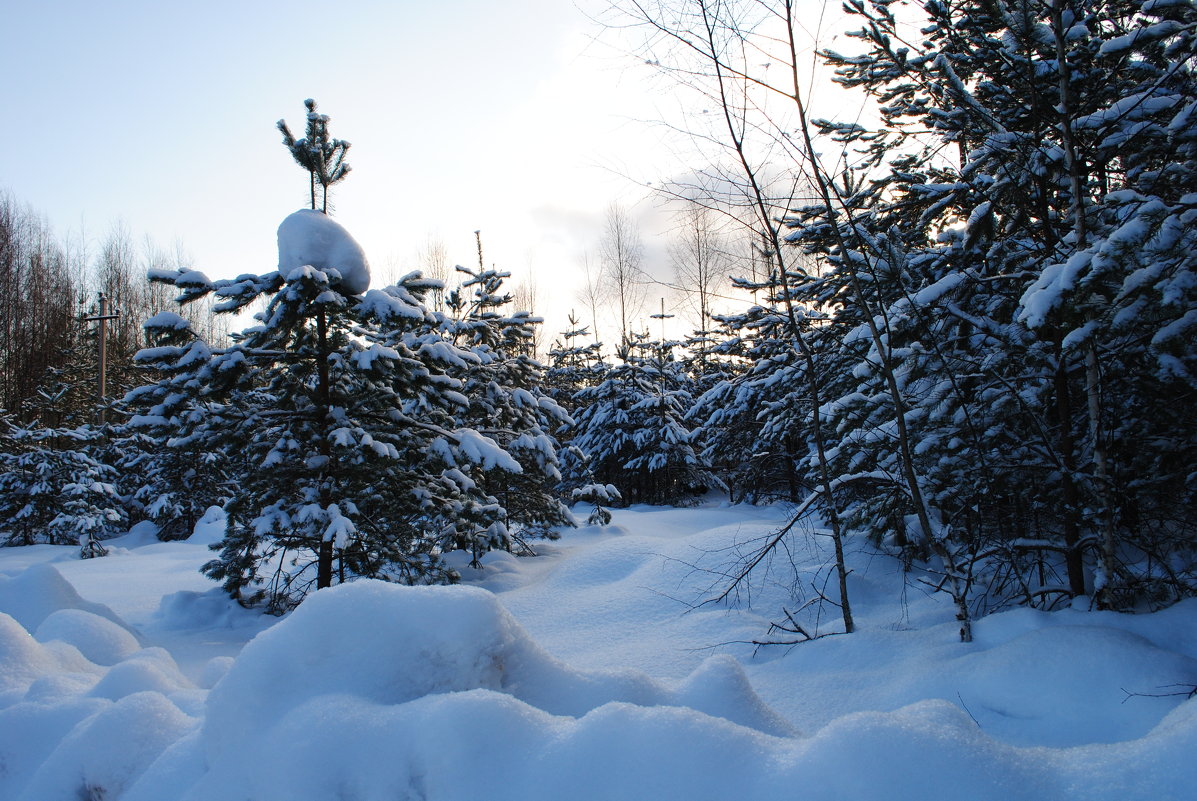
5;0;859;345
4;0;680;340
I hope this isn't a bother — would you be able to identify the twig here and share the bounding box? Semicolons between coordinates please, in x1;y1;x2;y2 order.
1121;685;1197;703
956;692;982;728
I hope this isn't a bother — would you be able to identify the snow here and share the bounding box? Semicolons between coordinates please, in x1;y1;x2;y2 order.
142;311;192;331
348;342;399;370
0;562;129;632
1018;250;1092;328
34;609;140;666
276;209;371;295
912;271;966;305
1;504;1194;800
454;427;524;472
356;286;425;322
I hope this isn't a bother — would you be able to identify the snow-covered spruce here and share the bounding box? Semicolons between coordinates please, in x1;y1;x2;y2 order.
571;332;715;505
127;212;564;610
0;419;126;555
439;265;575;562
771;0;1197;615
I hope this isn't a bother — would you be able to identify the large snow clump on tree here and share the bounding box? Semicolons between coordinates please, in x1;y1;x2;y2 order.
277;209;370;295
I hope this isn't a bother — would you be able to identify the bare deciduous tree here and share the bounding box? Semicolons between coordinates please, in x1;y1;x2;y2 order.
0;194;79;417
512;265;541;358
612;0;861;636
0;193;223;424
417;233;450;311
598;203;647;353
669;200;730;332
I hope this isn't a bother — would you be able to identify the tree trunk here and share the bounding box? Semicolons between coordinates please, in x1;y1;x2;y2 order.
316;308;334;589
1053;345;1087;597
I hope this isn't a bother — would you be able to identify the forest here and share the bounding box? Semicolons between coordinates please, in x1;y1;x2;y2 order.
3;0;1193;638
0;1;1195;798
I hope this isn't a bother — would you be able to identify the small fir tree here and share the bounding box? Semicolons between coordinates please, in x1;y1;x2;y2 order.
442;265;575;560
571;332;712;505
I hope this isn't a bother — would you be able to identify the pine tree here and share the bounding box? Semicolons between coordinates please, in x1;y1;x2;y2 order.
797;0;1197;611
277;99;352;214
134;211;569;609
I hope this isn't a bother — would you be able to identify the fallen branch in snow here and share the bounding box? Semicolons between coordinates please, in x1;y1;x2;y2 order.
709;496;820;606
747;604;849;655
1120;684;1197;703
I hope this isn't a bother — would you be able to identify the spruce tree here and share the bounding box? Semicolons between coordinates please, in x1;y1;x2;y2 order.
0;421;125;554
690;283;819;505
545;313;607;494
572;332;712;505
121;311;229;540
442;265;574;560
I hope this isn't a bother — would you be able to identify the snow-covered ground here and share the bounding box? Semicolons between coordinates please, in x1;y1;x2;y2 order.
1;503;1194;800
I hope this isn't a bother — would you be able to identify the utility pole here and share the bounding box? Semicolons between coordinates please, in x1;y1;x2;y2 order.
649;297;674;359
83;293;120;426
655;298;671;342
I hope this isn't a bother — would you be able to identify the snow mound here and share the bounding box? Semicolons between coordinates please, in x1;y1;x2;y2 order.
3;507;1197;801
88;648;193;702
277;208;370;295
155;587;250;631
178;689;1197;801
187;505;225;545
1;612;88;700
204;581;792;764
35;609;141;666
198;656;233;690
116;519;163;548
16;691;196;801
0;563;128;632
0;599;197;799
952;622;1197;746
179;581;804;799
0;694;109;798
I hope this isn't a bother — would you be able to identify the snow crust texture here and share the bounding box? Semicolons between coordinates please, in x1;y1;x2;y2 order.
1;507;1195;800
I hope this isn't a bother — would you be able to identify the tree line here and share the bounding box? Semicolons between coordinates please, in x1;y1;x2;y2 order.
0;192;227;424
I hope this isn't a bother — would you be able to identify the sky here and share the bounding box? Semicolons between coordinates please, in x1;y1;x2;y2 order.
3;0;855;349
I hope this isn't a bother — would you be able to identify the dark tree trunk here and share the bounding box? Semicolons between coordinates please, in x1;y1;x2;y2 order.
315;308;334;589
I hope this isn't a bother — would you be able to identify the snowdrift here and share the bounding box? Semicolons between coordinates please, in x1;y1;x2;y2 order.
2;562;1195;800
4;502;1197;801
